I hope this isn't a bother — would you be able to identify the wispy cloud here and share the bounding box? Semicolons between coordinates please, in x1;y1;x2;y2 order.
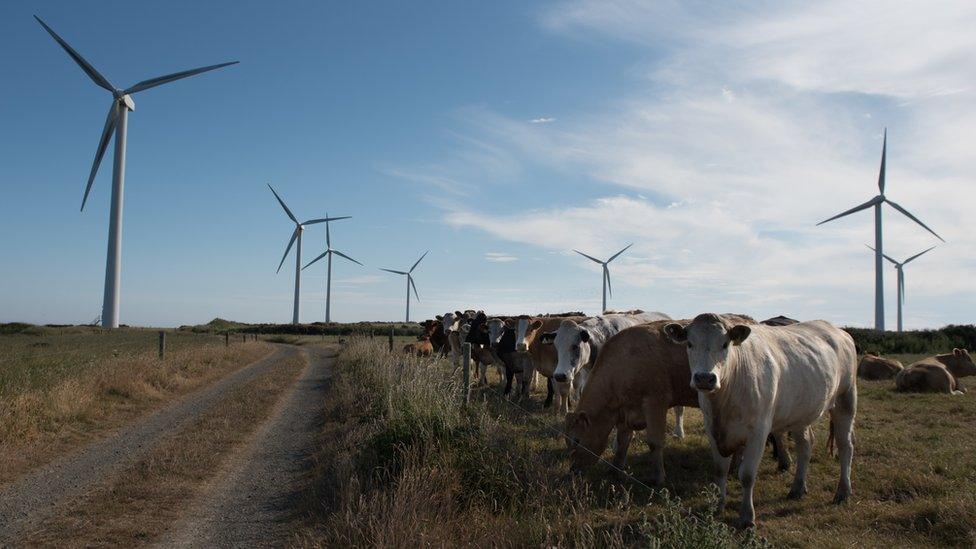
484;252;518;263
381;167;470;196
530;117;556;124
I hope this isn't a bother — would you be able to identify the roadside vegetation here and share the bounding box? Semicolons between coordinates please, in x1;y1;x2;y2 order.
0;326;272;485
298;337;976;547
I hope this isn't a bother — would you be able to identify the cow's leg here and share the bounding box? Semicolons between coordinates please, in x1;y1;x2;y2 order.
503;362;515;395
543;376;554;408
706;436;732;516
554;381;570;415
770;432;792;472
519;356;535;402
736;434;767;529
832;387;857;504
611;426;633;469
787;427;813;499
644;406;669;486
672;406;685;439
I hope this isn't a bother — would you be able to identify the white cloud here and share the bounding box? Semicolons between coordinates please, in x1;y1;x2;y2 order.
530;117;557;124
484;252;518;263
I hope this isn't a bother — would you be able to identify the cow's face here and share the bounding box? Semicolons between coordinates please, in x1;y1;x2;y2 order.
565;411;613;472
544;320;592;384
486;319;507;348
949;348;976;377
516;318;544;353
441;312;459;335
664;319;751;393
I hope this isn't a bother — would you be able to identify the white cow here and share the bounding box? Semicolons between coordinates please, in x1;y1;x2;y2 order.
541;311;672;416
663;314;857;528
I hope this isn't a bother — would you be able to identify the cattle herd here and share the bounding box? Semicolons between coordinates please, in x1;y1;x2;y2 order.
400;309;976;528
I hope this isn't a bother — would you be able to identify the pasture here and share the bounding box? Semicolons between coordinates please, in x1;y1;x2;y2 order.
302;338;976;547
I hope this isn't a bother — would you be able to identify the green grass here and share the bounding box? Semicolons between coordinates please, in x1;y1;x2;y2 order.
301;339;976;548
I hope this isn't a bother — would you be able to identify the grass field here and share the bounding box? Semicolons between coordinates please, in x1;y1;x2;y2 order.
0;326;272;485
300;338;976;548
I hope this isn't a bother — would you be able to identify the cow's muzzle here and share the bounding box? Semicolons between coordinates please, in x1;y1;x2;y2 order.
553;372;569;383
692;372;718;392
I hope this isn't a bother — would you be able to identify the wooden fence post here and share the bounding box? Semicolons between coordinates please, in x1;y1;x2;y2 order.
225;333;230;347
462;342;471;405
388;326;394;352
158;331;166;359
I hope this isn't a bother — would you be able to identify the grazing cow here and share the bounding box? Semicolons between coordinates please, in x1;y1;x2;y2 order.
566;319;789;481
515;315;586;409
540;311;671;414
857;354;904;380
896;363;966;394
663;315;857;529
402;336;433;357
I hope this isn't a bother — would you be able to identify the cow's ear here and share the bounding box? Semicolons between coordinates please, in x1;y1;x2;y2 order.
436;315;443;321
504;318;516;328
579;329;591;343
729;325;751;346
530;319;544;330
663;323;687;344
540;331;557;344
954;348;963;356
455;310;463;317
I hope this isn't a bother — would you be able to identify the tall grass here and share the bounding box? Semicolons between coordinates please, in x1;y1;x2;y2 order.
301;337;767;548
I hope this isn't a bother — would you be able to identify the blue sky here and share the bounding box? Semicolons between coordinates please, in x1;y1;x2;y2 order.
1;1;973;328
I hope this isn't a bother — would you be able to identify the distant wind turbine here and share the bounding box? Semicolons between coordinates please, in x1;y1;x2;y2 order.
35;15;238;328
269;185;342;324
302;214;360;323
574;244;633;313
381;251;428;322
817;129;944;330
866;245;936;332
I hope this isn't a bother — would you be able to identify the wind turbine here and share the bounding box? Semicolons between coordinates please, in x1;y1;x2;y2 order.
35;16;238;329
381;251;428;322
269;185;341;324
867;245;936;332
302;215;360;323
573;244;633;313
817;129;944;330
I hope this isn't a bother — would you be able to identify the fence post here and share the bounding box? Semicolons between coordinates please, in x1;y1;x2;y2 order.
388;326;394;352
225;333;230;347
158;331;166;359
462;342;471;405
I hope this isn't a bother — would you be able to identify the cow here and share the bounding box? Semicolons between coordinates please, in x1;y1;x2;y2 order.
539;311;671;414
857;354;904;380
663;314;857;529
402;335;433;357
566;320;791;483
426;318;449;356
441;310;477;368
486;317;525;395
896;363;966;395
515;315;586;409
458;319;497;385
760;315;799;326
912;348;976;380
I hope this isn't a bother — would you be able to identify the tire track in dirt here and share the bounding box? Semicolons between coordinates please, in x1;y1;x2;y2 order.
157;346;334;548
0;345;298;543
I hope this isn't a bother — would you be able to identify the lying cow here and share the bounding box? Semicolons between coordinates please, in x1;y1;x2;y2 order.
541;311;671;414
857;354;903;380
915;348;976;379
664;314;857;529
402;336;433;357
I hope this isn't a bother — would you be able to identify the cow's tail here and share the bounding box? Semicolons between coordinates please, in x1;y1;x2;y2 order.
826;415;836;457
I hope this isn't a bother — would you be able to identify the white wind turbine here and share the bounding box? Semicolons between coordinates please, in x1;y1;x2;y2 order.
867;245;936;333
302;215;361;323
817;129;944;330
381;251;428;322
268;185;346;324
574;244;633;313
35;15;238;328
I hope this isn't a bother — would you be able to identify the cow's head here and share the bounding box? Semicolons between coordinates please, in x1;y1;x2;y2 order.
542;319;592;384
516;318;543;353
441;311;461;335
486;318;507;349
565;410;614;472
946;348;976;378
663;314;751;393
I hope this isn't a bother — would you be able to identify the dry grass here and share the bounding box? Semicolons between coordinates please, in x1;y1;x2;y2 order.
0;329;273;486
19;349;307;546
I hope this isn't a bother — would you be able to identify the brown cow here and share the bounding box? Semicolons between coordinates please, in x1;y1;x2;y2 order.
857;354;904;380
402;336;433;357
914;348;976;379
425;318;449;356
515;315;585;409
895;363;964;394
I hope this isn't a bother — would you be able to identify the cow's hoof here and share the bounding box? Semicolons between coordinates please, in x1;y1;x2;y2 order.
777;461;792;473
832;491;850;504
734;518;756;530
787;486;806;500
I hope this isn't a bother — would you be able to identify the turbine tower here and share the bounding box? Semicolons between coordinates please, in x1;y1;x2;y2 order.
269;185;340;324
867;245;936;332
35;16;238;329
381;251;428;322
573;244;633;313
817;129;944;330
302;214;360;323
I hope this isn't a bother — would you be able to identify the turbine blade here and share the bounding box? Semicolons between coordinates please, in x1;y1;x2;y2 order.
410;250;429;273
884;199;945;242
304;215;351;224
332;249;363;266
604;266;612;298
326;218;331;248
878;128;887;195
864;244;899;265
34;16;116;92
124;61;239;95
573;250;604;265
903;246;936;264
409;275;420;301
267;184;298;224
607;243;633;263
381;268;407;275
81;101;118;211
816;195;883;226
276;229;298;273
302;250;328;270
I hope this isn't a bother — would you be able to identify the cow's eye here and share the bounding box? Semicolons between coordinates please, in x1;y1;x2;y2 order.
722;341;729;349
687;342;693;349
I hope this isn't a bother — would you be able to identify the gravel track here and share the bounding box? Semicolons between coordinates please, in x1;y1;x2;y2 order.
157;346;334;548
0;345;298;544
